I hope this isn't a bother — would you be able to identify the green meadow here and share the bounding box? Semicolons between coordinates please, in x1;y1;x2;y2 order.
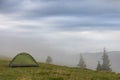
0;59;120;80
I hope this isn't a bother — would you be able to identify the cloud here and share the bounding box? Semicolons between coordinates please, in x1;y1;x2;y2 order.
0;13;120;37
0;0;22;14
1;0;119;32
20;1;118;19
0;0;117;19
0;0;120;54
0;0;119;16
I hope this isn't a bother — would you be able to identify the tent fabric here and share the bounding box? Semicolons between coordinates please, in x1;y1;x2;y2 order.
9;52;39;67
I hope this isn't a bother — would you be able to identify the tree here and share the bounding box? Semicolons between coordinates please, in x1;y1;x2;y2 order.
101;48;111;71
77;54;86;68
96;61;102;70
46;56;52;64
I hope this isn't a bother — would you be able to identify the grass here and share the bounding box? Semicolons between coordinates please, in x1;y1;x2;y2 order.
0;59;120;80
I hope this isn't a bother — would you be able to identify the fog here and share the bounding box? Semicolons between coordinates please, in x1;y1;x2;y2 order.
1;34;120;73
0;0;120;73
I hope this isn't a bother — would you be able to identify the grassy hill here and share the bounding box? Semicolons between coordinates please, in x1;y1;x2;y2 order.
0;59;120;80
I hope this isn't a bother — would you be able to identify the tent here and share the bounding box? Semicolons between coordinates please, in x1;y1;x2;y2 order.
9;52;39;67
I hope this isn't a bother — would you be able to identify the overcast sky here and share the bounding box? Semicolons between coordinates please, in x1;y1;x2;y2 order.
0;0;120;58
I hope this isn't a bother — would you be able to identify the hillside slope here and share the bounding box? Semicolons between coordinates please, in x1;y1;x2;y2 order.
0;60;120;80
0;55;11;60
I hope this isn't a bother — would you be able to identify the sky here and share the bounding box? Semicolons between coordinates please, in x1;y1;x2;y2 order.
0;0;120;59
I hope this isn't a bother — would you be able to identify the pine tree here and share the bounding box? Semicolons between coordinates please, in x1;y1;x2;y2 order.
101;48;111;71
46;56;52;64
77;54;86;68
96;61;102;70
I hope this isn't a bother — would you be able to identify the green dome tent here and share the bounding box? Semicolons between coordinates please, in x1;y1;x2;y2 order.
9;52;39;67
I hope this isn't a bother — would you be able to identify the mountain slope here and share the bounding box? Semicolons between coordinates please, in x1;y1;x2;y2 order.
0;59;120;80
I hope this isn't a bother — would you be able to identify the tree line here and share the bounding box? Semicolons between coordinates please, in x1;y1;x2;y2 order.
45;48;111;71
77;48;111;71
